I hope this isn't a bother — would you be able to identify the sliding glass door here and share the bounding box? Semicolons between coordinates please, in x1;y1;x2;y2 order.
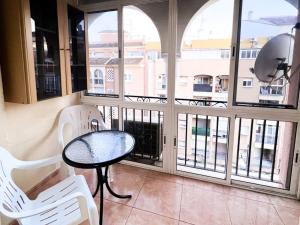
82;0;300;195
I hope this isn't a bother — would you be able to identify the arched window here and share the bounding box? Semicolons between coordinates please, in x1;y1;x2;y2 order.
175;0;234;102
94;69;104;85
123;5;167;97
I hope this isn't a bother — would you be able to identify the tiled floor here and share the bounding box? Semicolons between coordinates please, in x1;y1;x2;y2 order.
26;164;300;225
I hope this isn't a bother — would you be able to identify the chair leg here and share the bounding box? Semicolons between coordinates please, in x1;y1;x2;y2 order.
88;205;99;225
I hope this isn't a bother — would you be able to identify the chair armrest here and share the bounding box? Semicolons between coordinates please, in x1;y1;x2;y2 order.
3;192;87;219
16;155;62;170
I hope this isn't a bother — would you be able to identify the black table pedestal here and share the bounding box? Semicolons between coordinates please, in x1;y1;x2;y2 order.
93;166;132;225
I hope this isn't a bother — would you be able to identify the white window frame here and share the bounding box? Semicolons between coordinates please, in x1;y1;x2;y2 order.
242;78;253;87
80;0;300;197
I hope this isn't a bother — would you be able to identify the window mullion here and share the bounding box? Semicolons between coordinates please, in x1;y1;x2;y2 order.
118;6;124;101
228;0;242;109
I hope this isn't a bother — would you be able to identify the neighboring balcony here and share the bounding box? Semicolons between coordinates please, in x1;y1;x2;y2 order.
193;84;212;92
193;84;213;97
193;75;213;97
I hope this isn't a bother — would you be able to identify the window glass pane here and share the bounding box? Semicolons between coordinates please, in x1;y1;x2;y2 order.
30;0;61;100
87;10;119;96
68;5;87;93
233;118;297;189
175;0;234;107
123;2;168;103
235;0;299;108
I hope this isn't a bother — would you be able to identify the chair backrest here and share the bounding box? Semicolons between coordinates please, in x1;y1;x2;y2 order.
58;104;106;149
0;147;31;217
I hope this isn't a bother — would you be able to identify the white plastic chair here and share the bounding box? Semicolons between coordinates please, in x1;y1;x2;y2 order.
0;146;99;225
58;104;107;151
57;104;112;181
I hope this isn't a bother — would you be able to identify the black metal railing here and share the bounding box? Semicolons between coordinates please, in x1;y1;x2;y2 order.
177;113;229;174
85;92;229;108
97;105;119;130
125;95;167;104
233;118;282;182
123;108;164;166
175;98;227;107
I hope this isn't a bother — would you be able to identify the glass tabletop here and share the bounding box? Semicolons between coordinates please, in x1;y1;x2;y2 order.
63;130;135;168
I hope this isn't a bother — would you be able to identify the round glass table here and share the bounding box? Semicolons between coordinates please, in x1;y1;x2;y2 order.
62;130;135;225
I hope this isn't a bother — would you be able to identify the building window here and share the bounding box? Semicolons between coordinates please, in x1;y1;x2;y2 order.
242;79;253;87
240;49;260;59
94;69;104;85
194;76;212;84
220;49;230;59
124;73;133;82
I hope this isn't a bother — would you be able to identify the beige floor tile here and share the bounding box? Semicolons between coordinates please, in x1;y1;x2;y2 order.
102;170;146;206
126;208;178;225
227;196;283;225
183;177;225;193
180;185;231;225
269;195;300;210
223;186;271;203
94;199;132;225
134;178;182;219
275;205;300;225
147;170;184;184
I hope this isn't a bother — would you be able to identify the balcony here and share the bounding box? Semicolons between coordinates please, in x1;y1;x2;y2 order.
193;83;212;92
260;86;283;96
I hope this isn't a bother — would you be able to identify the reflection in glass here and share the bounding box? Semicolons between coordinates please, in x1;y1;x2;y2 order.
30;0;61;100
123;4;168;101
68;5;87;92
87;10;119;96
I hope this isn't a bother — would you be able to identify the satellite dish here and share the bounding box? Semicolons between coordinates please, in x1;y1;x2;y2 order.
252;33;294;83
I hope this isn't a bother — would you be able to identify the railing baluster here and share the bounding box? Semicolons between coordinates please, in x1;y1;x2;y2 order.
115;107;119;130
157;111;161;161
103;106;106;123
110;106;113;129
271;121;280;182
185;114;188;166
133;109;136;157
247;119;254;177
224;118;230;173
259;120;267;179
141;110;144;159
194;114;198;168
204;115;208;169
125;108;128;131
214;116;219;171
149;110;152;159
236;118;242;175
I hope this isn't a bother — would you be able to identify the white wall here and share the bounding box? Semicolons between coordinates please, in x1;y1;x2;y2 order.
0;68;80;224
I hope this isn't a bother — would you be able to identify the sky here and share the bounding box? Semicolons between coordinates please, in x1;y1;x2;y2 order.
88;0;298;43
